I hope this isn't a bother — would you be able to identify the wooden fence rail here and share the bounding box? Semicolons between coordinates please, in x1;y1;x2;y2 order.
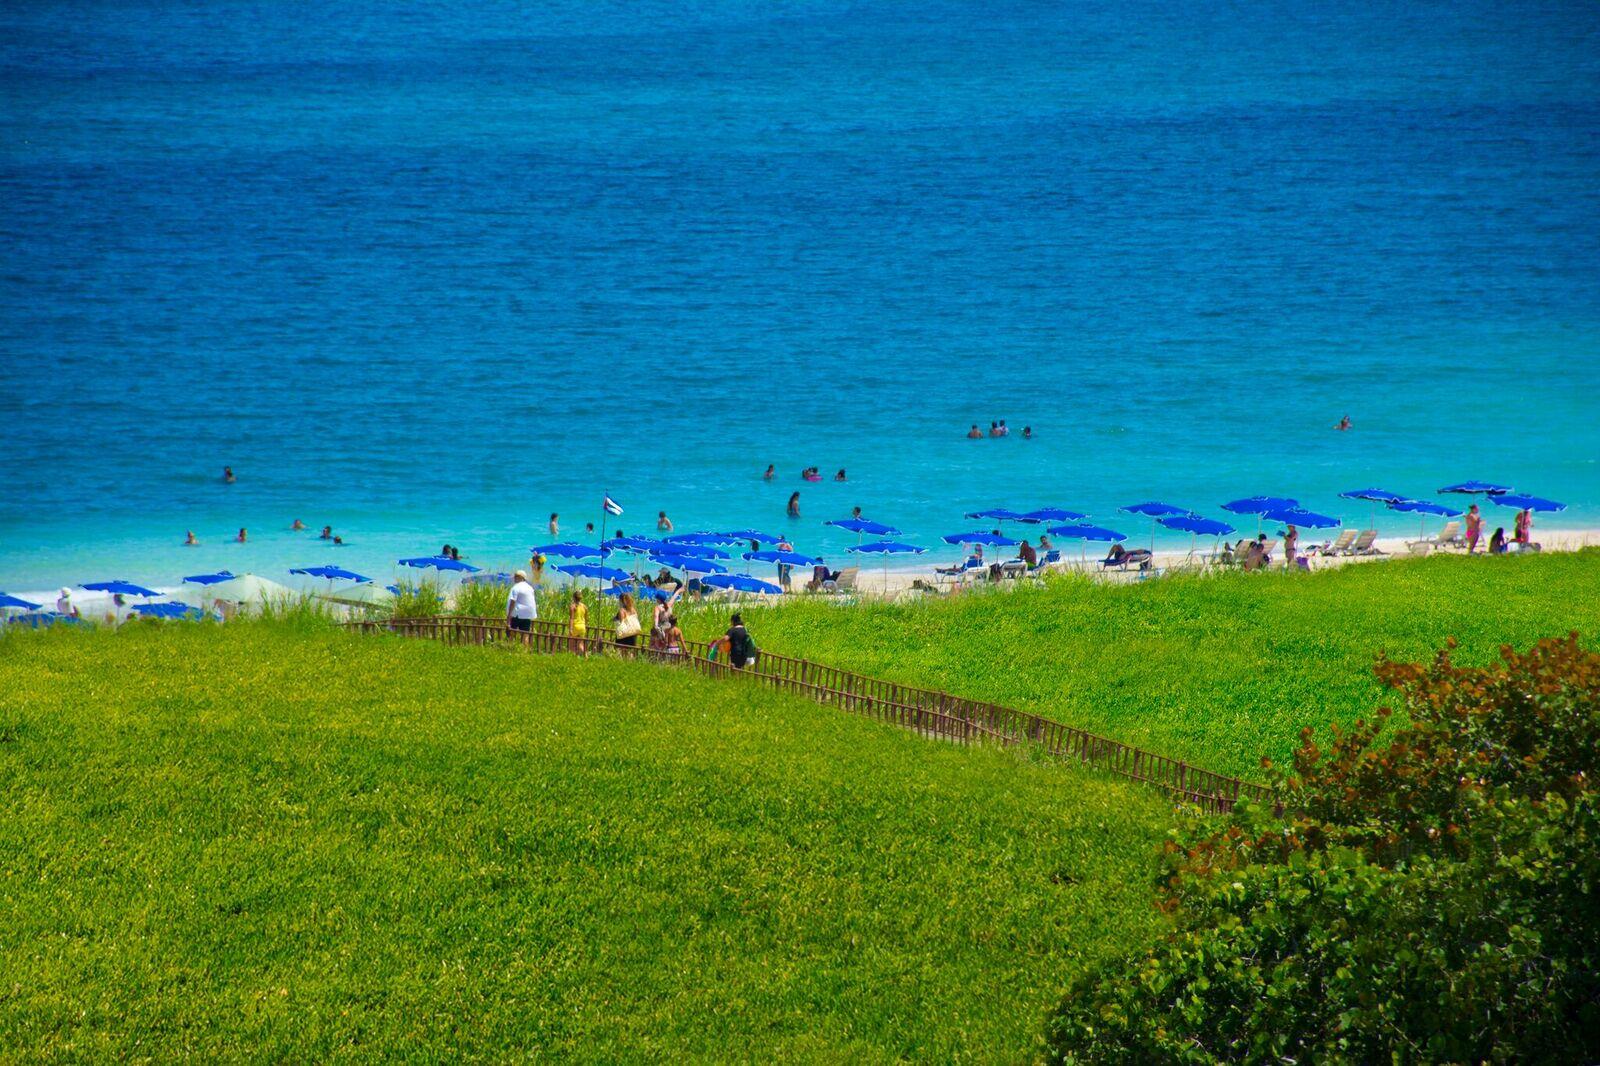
342;615;1272;813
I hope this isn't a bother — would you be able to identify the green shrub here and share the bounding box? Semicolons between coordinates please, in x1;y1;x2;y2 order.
1047;635;1600;1063
388;579;444;619
449;578;509;618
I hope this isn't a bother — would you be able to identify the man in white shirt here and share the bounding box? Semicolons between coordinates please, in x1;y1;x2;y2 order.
56;588;79;619
506;571;538;632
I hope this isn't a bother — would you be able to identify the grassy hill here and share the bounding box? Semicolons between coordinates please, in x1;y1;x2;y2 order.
0;624;1169;1061
683;550;1600;779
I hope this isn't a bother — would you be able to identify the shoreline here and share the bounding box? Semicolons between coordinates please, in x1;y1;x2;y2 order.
9;526;1599;616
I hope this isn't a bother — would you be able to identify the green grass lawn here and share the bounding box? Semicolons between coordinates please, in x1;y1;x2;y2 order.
0;624;1169;1061
682;550;1600;780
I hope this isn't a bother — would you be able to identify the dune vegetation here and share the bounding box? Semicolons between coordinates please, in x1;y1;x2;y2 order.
680;550;1600;779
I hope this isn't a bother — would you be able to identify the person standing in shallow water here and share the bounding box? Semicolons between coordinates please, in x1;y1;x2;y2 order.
223;466;235;483
549;513;559;538
787;492;801;518
763;464;775;480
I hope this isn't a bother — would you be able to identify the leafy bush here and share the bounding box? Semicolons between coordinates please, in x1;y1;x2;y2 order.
1047;634;1600;1063
388;580;444;620
449;578;510;618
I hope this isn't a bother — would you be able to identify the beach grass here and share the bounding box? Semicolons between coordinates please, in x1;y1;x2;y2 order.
681;549;1600;780
0;623;1168;1061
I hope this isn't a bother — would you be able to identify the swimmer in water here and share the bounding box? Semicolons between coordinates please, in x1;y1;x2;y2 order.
967;424;983;439
291;518;305;531
787;491;801;518
988;421;1000;438
549;513;559;537
1022;426;1032;439
184;530;198;546
320;525;332;540
658;510;673;532
851;506;862;520
763;464;775;480
332;535;344;545
834;469;846;482
236;527;248;543
1335;414;1352;431
223;466;236;483
998;420;1010;437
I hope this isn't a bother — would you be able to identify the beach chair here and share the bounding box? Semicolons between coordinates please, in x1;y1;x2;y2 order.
1102;548;1153;572
822;567;859;594
1407;541;1432;557
934;556;982;586
999;558;1028;579
1437;521;1464;549
1342;529;1381;556
1316;530;1357;556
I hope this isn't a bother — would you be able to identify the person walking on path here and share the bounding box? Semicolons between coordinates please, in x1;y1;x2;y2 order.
725;613;758;669
568;590;588;656
506;570;538;633
614;592;641;653
1465;504;1483;553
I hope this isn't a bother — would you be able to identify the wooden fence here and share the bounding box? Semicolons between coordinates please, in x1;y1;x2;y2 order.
343;615;1272;814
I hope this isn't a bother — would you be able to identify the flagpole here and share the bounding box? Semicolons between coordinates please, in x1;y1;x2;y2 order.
598;495;609;600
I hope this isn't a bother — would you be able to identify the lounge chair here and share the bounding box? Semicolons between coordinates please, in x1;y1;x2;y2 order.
1102;548;1153;572
822;567;859;594
934;556;983;584
1342;529;1382;556
1437;521;1464;549
1315;530;1357;556
1407;541;1432;557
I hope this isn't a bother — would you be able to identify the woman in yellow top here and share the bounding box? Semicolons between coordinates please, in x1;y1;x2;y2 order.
569;590;588;656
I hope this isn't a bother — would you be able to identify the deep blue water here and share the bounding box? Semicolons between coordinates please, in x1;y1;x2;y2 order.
3;0;1599;591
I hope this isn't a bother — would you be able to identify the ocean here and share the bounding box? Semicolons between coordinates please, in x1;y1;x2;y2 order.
3;0;1598;593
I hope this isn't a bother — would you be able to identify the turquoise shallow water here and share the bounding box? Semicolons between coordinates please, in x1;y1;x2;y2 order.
2;0;1598;592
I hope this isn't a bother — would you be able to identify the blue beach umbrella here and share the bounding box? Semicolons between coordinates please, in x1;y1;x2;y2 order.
607;537;666;553
290;565;370;583
940;531;1020;561
668;532;746;547
1389;498;1463;539
1047;523;1127;541
1490;493;1565;512
720;529;784;544
1019;508;1089;524
131;602;203;620
1159;515;1237;537
602;584;673;602
848;540;925;589
0;592;41;610
1048;523;1128;564
181;571;236;586
1221;497;1299;515
1340;488;1406;503
1159;514;1237;560
1120;501;1195;552
398;556;482;573
531;542;607;560
650;553;728;575
1439;480;1512;496
1258;507;1341;529
702;574;784;596
83;580;160;597
1339;487;1407;531
963;507;1028;522
660;543;730;560
848;540;926;555
1389;499;1463;516
825;518;901;537
555;562;632;583
744;549;821;567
